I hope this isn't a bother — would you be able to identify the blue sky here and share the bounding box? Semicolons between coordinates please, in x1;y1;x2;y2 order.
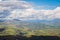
24;0;60;9
25;0;60;6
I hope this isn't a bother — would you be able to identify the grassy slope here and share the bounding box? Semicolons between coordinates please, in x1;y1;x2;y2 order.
0;25;60;37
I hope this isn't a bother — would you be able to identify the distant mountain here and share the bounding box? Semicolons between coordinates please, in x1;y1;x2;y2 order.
0;18;60;23
0;20;5;22
23;18;60;23
0;18;60;30
51;18;60;22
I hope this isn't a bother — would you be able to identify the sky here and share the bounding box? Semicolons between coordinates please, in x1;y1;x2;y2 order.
25;0;60;9
25;0;60;6
0;0;60;20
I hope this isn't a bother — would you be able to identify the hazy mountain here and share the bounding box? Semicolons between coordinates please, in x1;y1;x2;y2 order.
0;18;60;30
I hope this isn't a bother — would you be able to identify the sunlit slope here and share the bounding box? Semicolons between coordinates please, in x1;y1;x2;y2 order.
0;25;60;37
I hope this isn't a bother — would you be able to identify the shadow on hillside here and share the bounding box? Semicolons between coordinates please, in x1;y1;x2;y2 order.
0;35;60;40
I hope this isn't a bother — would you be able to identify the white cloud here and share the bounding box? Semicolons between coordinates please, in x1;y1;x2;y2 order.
0;0;60;20
0;0;22;1
0;0;2;1
7;7;60;20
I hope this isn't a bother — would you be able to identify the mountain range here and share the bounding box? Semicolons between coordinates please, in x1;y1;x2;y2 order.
0;18;60;30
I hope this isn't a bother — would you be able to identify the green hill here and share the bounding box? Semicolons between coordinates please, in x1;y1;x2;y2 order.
0;25;60;37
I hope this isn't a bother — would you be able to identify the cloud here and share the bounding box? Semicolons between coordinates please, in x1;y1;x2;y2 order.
0;0;22;1
7;7;60;20
0;0;60;20
0;1;32;15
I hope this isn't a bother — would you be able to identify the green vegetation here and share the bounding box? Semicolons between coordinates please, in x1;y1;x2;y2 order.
0;25;60;37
